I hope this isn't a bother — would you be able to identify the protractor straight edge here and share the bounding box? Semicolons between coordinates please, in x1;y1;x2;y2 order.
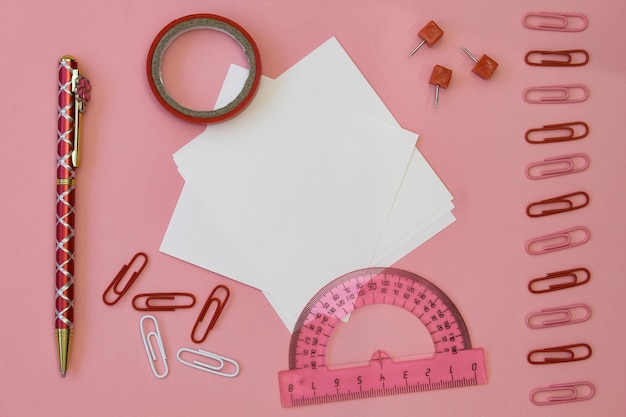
278;267;488;408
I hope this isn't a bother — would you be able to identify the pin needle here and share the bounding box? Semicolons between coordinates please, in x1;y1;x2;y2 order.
409;20;444;56
461;46;499;79
428;65;452;108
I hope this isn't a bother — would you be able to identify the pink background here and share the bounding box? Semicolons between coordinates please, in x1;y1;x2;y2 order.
1;0;625;416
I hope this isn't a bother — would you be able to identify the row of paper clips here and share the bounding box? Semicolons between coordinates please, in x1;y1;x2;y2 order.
521;11;595;407
521;12;589;105
102;252;239;379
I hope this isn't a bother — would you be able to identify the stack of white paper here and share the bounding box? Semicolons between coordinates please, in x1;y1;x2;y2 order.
160;37;455;332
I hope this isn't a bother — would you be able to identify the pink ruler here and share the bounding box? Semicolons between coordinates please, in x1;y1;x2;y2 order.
278;268;487;407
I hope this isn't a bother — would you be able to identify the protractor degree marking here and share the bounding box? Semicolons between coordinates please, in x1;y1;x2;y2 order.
288;268;473;370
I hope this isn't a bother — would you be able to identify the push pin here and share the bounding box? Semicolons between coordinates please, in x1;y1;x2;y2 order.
409;20;444;56
429;65;452;108
461;46;499;79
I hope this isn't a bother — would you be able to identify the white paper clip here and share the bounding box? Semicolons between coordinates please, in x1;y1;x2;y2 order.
176;347;240;378
139;315;169;379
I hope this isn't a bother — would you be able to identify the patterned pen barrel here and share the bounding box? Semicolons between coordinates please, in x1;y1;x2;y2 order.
56;56;89;377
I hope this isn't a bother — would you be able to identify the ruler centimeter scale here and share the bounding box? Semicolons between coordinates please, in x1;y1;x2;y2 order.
278;268;487;407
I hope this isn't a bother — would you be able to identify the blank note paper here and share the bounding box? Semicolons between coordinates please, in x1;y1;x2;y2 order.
161;38;455;331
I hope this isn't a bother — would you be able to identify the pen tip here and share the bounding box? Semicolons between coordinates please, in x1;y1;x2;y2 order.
61;370;66;377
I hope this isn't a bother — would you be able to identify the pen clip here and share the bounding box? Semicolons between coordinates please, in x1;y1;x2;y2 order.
70;68;91;168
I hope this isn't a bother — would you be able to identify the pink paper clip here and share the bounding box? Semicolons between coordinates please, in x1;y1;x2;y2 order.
522;12;588;32
526;303;591;329
525;153;589;180
523;84;589;104
530;381;595;405
525;226;590;255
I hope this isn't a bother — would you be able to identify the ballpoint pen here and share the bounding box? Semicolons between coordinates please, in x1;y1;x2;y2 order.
56;56;90;377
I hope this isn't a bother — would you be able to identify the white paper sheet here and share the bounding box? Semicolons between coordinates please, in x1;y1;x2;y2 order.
163;76;417;314
160;37;455;331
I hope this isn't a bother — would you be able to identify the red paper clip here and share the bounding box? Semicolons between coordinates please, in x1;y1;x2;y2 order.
525;121;589;144
530;381;595;406
528;268;591;293
526;192;589;217
525;226;590;255
528;343;592;365
522;12;588;32
191;284;230;343
102;252;149;305
132;293;197;311
526;303;591;329
523;84;589;104
525;153;589;180
525;50;589;67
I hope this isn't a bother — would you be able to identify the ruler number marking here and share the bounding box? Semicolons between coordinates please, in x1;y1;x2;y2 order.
285;268;483;403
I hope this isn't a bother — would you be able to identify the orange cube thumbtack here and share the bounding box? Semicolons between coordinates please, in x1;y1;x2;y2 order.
461;46;499;79
429;65;452;108
409;20;444;56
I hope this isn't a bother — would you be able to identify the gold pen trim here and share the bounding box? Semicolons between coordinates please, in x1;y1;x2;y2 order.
56;328;73;377
56;178;76;186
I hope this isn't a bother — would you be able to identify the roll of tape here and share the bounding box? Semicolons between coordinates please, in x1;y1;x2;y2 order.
147;14;261;123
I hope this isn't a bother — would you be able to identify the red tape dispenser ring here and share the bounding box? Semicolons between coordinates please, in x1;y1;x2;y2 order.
147;14;261;123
